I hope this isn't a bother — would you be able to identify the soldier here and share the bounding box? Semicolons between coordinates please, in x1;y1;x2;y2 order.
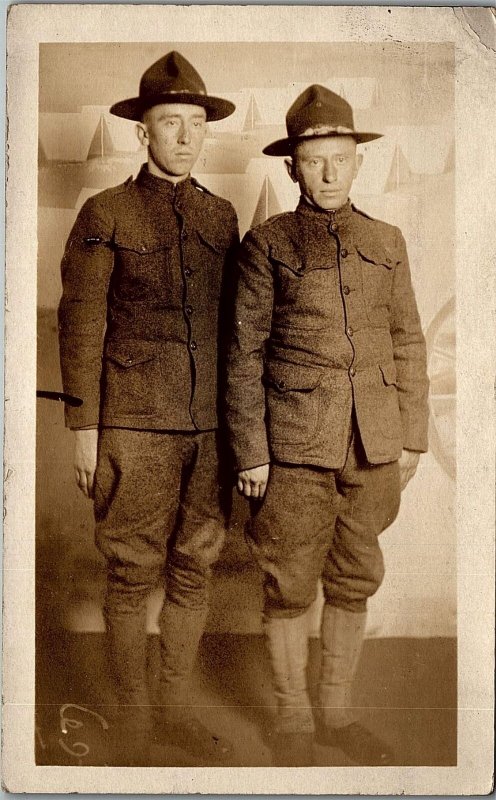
225;85;429;766
58;51;239;765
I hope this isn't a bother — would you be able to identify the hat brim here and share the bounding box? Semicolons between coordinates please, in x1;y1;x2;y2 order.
263;130;383;157
110;92;235;122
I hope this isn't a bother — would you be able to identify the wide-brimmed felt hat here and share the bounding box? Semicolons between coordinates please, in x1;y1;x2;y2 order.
263;84;382;156
110;51;235;122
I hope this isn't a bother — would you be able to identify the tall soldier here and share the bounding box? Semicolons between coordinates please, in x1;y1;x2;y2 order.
225;85;429;767
58;51;239;765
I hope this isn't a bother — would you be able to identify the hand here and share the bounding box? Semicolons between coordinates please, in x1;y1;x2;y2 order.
73;429;98;499
237;463;270;499
398;449;420;491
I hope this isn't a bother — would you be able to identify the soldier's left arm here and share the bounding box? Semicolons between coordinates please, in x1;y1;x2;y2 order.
218;203;241;384
389;228;430;461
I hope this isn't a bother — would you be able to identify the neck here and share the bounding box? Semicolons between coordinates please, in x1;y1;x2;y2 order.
303;194;348;213
147;158;189;184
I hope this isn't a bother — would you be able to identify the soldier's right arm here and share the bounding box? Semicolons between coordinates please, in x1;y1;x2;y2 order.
225;228;274;475
58;196;115;496
58;195;115;431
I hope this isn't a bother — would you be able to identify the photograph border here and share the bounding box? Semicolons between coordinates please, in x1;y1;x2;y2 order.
4;4;495;795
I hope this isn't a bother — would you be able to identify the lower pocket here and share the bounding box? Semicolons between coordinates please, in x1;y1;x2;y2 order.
266;384;320;445
376;385;403;439
104;341;159;418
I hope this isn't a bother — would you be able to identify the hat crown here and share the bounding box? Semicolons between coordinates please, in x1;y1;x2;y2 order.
286;84;355;139
140;51;207;101
109;50;234;122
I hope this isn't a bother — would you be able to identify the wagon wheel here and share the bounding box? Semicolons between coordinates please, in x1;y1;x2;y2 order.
425;296;456;481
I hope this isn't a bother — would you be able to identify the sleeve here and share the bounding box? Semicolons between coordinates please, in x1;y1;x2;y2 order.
218;203;241;380
224;229;274;471
57;195;115;429
390;228;430;452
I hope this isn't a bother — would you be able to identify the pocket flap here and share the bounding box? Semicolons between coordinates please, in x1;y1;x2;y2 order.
114;233;173;254
106;340;157;368
271;244;332;275
380;362;398;386
197;228;232;254
356;243;398;270
270;244;304;276
264;361;322;392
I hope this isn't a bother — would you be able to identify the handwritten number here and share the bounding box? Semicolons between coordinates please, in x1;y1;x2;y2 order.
58;737;90;759
58;703;109;760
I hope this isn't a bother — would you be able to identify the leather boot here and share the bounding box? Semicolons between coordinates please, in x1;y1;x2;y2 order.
104;605;152;766
264;612;315;766
317;604;394;765
154;599;234;762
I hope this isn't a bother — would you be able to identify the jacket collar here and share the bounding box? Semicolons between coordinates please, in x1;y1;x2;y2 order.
135;164;228;248
136;163;193;198
294;195;386;256
296;195;354;226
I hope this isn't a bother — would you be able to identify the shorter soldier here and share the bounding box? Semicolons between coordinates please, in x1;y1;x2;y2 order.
226;85;429;766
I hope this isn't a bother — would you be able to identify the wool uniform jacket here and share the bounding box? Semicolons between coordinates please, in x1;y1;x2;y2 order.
225;198;429;471
58;165;239;431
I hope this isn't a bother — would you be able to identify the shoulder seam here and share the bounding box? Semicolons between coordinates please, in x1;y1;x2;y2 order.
85;176;133;207
250;210;294;234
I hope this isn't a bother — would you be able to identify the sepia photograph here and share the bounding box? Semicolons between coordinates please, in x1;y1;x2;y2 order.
3;5;494;795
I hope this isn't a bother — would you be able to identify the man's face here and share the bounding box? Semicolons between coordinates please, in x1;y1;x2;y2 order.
137;103;207;182
288;135;362;211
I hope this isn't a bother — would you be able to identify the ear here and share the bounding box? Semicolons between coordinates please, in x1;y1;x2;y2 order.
136;122;148;147
354;152;363;178
284;158;297;183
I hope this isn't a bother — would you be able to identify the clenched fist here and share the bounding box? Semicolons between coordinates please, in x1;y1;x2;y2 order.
237;463;270;499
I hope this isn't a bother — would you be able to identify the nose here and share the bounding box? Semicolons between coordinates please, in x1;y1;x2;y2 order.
322;160;337;183
177;124;191;145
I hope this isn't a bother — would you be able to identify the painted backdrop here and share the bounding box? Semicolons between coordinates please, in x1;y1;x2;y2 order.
37;42;455;638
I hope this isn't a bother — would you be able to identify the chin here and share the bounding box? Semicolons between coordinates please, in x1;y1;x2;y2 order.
317;198;343;211
168;163;194;176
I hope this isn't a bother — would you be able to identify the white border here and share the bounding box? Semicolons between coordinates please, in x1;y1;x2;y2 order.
4;5;495;794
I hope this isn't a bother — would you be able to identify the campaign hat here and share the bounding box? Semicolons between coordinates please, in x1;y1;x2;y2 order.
263;84;382;156
110;50;235;122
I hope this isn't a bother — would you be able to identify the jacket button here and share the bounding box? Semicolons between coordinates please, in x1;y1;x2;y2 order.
189;341;197;352
278;380;286;389
349;366;356;377
184;268;193;278
185;305;193;316
342;285;350;295
340;248;348;259
329;222;338;233
346;325;354;337
181;230;188;241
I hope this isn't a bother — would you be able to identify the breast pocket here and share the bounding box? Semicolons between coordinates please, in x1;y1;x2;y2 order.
104;340;160;418
113;234;173;301
263;361;322;445
271;246;336;329
357;243;398;326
